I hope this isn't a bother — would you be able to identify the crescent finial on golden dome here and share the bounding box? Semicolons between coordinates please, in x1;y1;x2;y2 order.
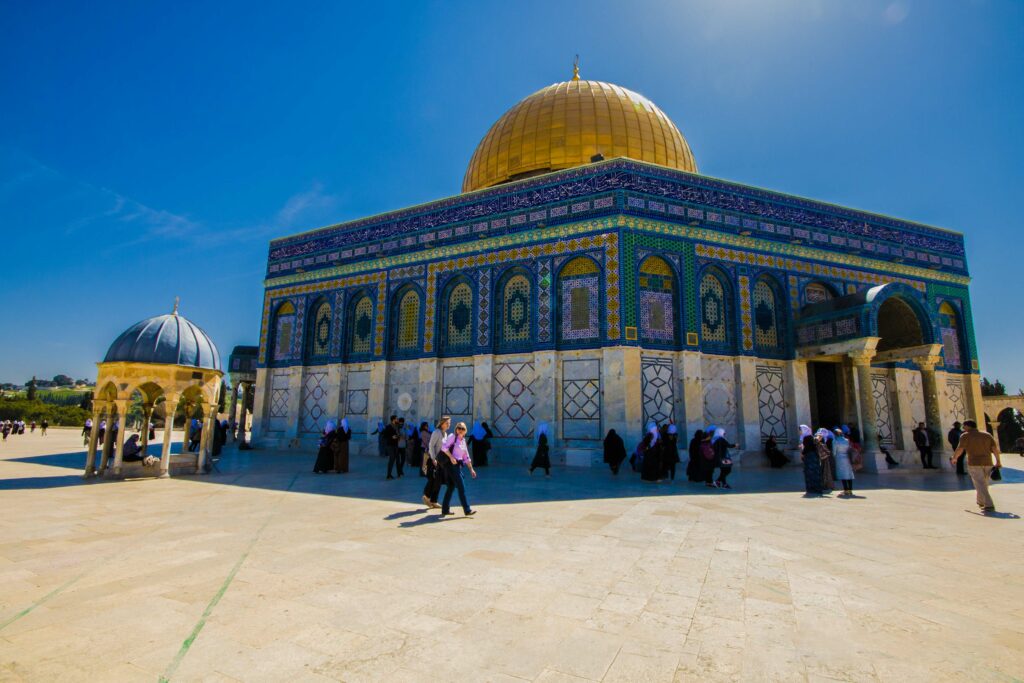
462;78;697;193
572;55;580;81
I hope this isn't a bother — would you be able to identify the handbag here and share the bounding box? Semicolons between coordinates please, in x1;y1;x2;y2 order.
991;466;1002;481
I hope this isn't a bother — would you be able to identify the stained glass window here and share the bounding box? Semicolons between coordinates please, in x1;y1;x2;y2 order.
445;282;472;351
308;300;332;358
753;279;780;351
272;301;295;362
700;272;729;344
559;257;599;342
502;274;531;345
939;302;962;369
349;295;373;356
639;257;676;344
396;290;420;350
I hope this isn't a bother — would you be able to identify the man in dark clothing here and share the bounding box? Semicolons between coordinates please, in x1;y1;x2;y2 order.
948;421;965;475
383;415;403;479
912;422;934;469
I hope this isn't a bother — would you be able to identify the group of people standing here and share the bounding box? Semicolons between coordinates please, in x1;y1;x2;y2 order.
1;419;45;440
597;422;740;490
373;415;492;481
798;424;862;497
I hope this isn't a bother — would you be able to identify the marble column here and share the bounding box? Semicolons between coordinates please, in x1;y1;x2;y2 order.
111;399;129;476
783;360;811;451
735;357;761;453
850;350;883;472
680;351;704;443
915;355;946;464
196;404;217;473
83;402;104;477
181;402;193;453
160;395;178;477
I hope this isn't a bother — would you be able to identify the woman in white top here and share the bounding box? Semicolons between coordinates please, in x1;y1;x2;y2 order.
832;428;855;496
422;417;449;509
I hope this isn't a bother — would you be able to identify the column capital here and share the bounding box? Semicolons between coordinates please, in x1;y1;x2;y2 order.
914;355;943;372
849;350;876;367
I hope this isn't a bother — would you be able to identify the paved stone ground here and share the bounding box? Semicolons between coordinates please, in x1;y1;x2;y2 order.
1;429;1022;682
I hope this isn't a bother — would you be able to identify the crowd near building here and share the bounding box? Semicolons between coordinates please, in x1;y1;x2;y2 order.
246;68;982;472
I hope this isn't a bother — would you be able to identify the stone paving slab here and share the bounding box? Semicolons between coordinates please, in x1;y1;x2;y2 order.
0;429;1022;681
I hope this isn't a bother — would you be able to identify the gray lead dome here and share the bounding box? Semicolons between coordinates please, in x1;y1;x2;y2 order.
104;313;221;371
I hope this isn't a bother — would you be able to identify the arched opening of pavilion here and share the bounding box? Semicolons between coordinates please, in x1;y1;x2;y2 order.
84;302;223;479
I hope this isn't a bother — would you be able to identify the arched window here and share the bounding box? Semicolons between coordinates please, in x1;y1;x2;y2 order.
305;299;332;360
347;293;374;359
558;257;600;344
441;280;473;354
497;270;532;352
753;277;784;355
939;301;963;370
638;256;678;346
804;281;836;305
390;287;421;355
700;269;734;352
271;301;296;363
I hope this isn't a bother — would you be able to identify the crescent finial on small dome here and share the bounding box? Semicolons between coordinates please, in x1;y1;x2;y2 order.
173;296;179;315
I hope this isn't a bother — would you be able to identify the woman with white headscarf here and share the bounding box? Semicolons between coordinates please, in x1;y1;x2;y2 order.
798;425;824;495
709;427;738;489
814;428;835;491
641;422;663;482
530;423;551;476
313;420;338;473
334;418;352;473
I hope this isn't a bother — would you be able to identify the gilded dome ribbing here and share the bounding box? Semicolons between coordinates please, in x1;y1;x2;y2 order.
463;79;697;193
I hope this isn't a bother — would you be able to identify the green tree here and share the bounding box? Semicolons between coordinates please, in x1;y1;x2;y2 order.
980;377;1007;397
52;374;75;386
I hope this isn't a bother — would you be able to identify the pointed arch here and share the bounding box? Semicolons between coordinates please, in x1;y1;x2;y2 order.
270;300;296;364
938;300;963;370
752;274;786;356
440;276;474;356
638;255;680;347
699;266;735;353
345;290;374;361
304;297;332;362
557;256;602;346
389;284;423;357
495;266;533;353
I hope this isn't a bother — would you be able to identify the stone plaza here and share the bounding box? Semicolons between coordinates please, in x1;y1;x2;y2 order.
1;429;1022;681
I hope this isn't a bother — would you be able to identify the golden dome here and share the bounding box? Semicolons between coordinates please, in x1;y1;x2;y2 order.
463;78;697;193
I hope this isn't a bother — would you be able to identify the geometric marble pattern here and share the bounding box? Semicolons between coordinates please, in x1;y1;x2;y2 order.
299;371;328;434
872;373;895;445
268;371;290;432
442;364;474;430
641;356;675;428
945;378;967;425
561;359;601;440
345;370;370;416
756;365;787;442
492;361;535;438
701;357;736;432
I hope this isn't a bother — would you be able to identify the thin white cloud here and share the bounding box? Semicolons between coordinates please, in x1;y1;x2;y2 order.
883;1;910;25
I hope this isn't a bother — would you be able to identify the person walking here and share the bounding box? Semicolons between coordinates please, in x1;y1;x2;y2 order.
799;425;824;496
913;422;935;469
951;420;1002;513
640;422;663;482
470;421;493;467
383;416;402;479
710;427;737;489
82;419;92;446
603;429;627;475
832;428;855;496
40;419;48;436
948;421;965;475
440;422;477;517
423;416;449;508
530;423;552;476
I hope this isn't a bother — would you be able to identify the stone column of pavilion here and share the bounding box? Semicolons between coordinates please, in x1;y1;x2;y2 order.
159;394;179;478
915;353;948;467
111;399;129;476
83;400;106;477
850;349;883;472
196;402;217;473
98;404;116;474
140;402;154;455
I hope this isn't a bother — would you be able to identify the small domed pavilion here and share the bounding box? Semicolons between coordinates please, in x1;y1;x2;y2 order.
84;300;223;478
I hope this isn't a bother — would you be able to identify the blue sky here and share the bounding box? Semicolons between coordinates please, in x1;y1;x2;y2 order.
1;0;1022;389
